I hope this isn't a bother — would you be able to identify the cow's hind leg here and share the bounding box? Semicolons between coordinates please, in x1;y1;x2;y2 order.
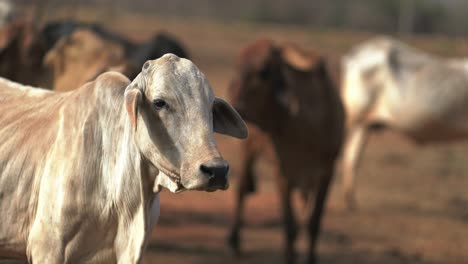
227;156;257;255
276;175;297;264
342;125;368;210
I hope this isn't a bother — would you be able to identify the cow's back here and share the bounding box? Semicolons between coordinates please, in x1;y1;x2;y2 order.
342;37;468;142
0;73;129;259
0;79;64;257
392;59;468;135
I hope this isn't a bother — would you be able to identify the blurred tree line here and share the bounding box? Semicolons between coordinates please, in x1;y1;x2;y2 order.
16;0;468;36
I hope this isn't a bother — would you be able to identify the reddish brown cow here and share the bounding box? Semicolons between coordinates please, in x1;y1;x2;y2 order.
227;39;344;264
0;20;49;87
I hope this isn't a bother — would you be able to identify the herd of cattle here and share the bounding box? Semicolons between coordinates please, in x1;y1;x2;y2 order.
0;15;467;264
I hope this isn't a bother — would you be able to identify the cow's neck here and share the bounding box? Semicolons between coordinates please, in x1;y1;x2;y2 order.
100;104;157;261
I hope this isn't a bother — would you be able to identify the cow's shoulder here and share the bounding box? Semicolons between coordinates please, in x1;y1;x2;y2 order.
95;71;131;88
87;71;131;98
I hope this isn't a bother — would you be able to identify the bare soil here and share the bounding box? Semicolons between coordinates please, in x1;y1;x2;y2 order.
143;131;468;264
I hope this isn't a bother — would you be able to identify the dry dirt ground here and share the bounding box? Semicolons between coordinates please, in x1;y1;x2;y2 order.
31;10;468;264
143;132;468;264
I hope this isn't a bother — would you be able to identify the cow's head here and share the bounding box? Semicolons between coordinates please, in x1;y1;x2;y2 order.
125;54;248;193
228;39;326;131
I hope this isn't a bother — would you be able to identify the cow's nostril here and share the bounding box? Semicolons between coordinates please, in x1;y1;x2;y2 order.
200;164;214;176
199;160;229;179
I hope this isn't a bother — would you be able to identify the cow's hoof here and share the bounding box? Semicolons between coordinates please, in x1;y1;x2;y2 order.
227;231;241;256
285;251;297;264
305;254;316;264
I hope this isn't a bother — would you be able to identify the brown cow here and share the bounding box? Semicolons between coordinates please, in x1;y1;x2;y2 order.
44;29;138;91
227;39;345;264
0;20;49;87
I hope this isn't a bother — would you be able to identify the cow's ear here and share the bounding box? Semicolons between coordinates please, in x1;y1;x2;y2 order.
213;97;248;139
125;86;142;130
43;49;61;74
280;43;322;72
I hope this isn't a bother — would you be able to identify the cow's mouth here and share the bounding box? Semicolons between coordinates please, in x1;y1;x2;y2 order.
153;161;229;193
181;171;229;192
204;183;229;192
157;164;181;183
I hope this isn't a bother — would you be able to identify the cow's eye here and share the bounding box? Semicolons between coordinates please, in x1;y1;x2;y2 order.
153;99;167;110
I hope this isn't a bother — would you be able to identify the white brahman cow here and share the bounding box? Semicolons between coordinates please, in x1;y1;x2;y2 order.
0;54;247;263
341;36;468;209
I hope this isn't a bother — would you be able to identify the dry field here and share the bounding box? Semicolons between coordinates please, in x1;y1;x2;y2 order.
41;10;468;264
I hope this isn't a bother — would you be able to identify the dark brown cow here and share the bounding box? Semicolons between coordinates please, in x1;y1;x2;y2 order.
227;39;344;264
0;20;49;87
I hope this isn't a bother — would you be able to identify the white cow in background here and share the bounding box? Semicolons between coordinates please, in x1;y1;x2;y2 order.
0;0;15;28
341;36;468;209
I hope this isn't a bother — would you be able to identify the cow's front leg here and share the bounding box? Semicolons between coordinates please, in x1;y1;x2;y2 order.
114;204;151;264
227;152;257;256
28;226;66;264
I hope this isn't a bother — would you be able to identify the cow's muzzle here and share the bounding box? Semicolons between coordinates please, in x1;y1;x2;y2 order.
199;159;229;191
181;158;230;191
